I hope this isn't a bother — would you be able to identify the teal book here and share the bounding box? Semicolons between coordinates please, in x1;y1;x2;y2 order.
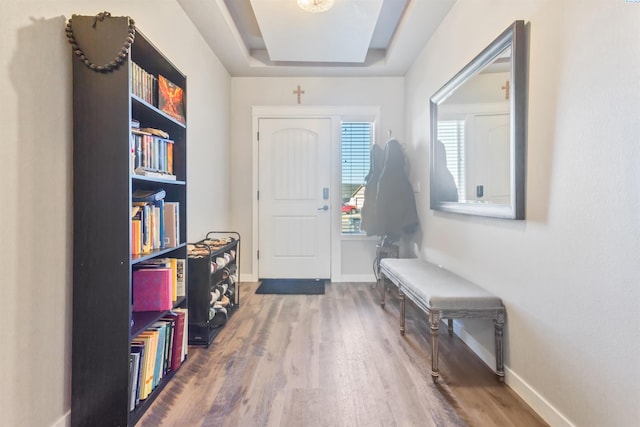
150;322;167;388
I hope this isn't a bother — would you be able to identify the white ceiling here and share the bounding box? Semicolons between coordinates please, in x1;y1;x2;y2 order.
249;0;385;63
177;0;456;77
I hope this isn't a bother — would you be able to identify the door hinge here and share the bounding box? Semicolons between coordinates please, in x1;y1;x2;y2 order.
257;250;259;260
257;190;259;200
257;131;259;141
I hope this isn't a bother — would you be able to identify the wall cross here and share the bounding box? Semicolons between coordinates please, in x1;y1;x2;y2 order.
293;85;305;104
501;80;510;100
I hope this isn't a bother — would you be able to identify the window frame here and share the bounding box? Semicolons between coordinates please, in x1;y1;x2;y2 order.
340;120;375;236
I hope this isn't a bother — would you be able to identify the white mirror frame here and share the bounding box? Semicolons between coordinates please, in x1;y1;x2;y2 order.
430;20;528;219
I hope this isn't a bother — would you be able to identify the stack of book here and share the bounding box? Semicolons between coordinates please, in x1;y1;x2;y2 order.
131;189;180;255
131;61;157;106
133;257;186;309
129;308;188;411
131;127;175;180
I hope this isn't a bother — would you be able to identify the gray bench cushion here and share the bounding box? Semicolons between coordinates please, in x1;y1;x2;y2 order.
380;258;503;311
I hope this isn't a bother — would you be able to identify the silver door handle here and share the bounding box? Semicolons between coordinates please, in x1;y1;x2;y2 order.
317;205;328;211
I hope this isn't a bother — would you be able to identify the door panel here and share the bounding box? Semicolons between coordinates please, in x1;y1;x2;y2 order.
467;113;510;204
258;118;331;279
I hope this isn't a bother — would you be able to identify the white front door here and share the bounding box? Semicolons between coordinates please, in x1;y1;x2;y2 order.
467;113;510;204
258;118;331;279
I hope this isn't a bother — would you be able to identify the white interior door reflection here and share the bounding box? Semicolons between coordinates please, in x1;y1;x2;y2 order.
466;113;510;204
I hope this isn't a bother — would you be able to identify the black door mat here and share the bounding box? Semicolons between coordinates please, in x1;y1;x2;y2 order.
255;279;325;295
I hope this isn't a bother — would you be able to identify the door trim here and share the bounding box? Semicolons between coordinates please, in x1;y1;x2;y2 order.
252;106;381;282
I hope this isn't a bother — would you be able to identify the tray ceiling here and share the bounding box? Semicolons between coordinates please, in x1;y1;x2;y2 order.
177;0;456;76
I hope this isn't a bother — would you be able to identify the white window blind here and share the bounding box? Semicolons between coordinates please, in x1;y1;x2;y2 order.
437;120;466;201
341;122;372;234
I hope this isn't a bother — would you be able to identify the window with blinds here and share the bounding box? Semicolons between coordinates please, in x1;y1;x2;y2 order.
437;120;466;201
341;122;373;234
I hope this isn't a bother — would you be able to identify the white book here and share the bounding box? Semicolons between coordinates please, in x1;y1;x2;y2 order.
176;259;186;297
129;352;141;411
163;202;177;247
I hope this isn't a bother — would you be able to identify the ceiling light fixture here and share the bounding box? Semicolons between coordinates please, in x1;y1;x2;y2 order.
297;0;335;13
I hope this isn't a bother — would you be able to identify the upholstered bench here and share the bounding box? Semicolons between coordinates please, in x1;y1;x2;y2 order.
379;258;505;382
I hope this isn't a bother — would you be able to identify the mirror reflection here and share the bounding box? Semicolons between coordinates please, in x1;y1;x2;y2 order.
438;46;511;204
430;21;526;219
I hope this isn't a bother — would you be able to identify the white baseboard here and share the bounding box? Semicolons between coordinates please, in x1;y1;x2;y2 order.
240;273;376;283
453;322;496;369
505;366;575;427
331;273;376;283
453;321;574;427
51;411;70;427
240;272;258;283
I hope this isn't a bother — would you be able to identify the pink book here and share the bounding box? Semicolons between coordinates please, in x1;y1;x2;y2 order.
133;268;173;312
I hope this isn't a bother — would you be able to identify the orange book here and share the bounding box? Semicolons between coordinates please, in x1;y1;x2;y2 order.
158;75;185;124
135;331;158;398
167;142;173;175
131;220;136;255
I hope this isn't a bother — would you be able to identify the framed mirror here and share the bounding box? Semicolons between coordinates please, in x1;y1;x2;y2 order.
430;20;527;219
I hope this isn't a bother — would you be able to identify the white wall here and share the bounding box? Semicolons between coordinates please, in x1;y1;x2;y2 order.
0;1;230;426
405;1;640;426
230;77;404;281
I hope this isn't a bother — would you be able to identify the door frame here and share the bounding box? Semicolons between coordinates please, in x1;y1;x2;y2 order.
252;106;380;282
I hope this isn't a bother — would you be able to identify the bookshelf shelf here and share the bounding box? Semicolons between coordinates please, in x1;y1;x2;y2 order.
131;243;188;264
131;295;185;337
132;94;187;128
132;175;187;186
71;15;188;427
129;369;178;425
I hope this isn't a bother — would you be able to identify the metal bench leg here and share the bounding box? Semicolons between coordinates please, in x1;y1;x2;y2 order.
447;319;453;336
495;312;505;382
429;311;441;381
379;276;386;308
399;289;405;336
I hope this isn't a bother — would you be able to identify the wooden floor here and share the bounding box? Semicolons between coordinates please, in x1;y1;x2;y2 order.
138;282;547;427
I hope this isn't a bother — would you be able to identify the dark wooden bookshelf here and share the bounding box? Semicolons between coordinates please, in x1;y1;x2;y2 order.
71;15;187;427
